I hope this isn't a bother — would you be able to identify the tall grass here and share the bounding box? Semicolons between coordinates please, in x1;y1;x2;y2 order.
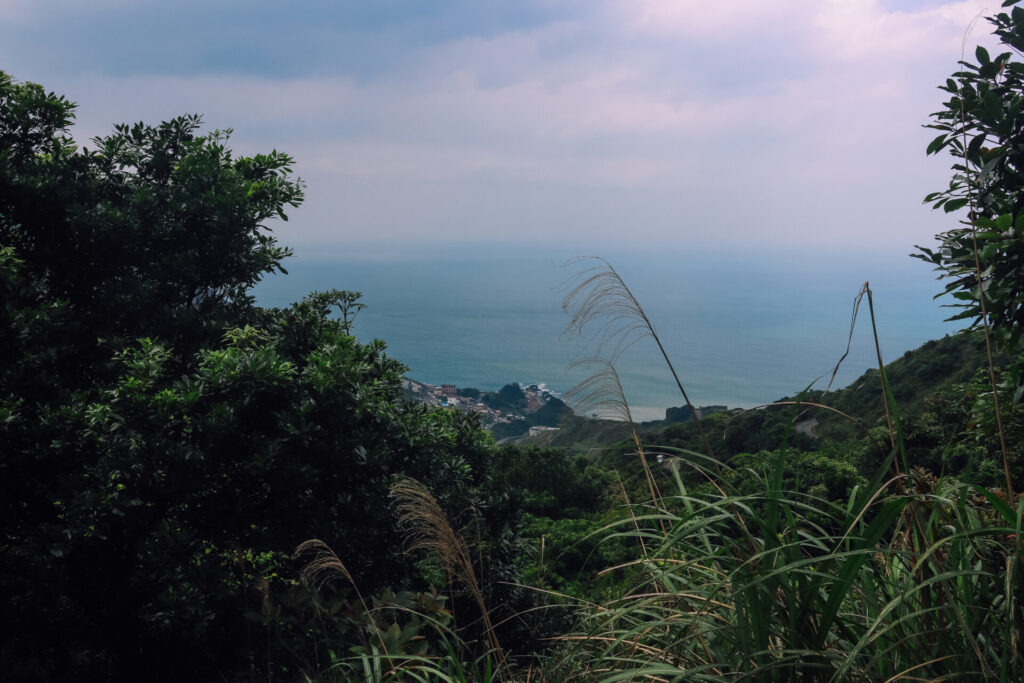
296;260;1022;681
566;358;666;523
295;479;510;682
546;264;1023;682
550;451;1022;681
390;476;506;671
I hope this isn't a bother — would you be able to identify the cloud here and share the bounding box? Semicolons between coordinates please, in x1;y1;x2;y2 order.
0;0;999;248
811;0;992;62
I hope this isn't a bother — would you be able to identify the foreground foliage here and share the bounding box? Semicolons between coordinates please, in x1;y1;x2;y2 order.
549;454;1023;681
0;72;519;680
5;6;1024;679
919;1;1024;356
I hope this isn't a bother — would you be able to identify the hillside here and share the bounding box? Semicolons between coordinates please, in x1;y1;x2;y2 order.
525;330;999;456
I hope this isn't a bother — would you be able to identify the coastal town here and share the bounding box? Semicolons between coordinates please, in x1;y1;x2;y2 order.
402;378;570;439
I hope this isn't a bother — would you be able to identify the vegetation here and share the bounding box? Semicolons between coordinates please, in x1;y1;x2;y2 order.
3;5;1024;681
0;72;521;680
919;3;1024;354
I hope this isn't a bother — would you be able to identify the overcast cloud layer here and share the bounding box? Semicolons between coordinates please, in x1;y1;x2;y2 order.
0;0;999;253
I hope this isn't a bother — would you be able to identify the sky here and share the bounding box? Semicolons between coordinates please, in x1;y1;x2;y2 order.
0;0;1001;256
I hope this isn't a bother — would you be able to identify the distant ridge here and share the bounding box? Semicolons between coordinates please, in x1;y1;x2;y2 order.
522;331;995;453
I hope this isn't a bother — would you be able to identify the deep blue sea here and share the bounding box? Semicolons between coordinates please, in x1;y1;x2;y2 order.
253;245;962;422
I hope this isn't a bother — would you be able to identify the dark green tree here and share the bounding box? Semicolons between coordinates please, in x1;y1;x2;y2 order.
917;6;1024;494
918;3;1024;356
0;72;519;681
1;74;302;370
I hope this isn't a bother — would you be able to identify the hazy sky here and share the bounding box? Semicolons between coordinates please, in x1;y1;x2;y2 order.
0;0;999;255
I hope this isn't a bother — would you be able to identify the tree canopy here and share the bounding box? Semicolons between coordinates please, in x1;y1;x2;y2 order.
0;72;518;681
918;3;1024;357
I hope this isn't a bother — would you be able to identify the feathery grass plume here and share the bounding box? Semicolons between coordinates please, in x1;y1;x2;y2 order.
560;256;714;459
389;476;506;671
566;358;665;517
295;538;356;591
294;539;392;665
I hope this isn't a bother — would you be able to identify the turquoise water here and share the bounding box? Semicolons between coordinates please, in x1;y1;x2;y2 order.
253;245;960;422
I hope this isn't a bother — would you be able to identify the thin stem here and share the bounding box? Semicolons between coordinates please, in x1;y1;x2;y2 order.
568;359;666;526
865;286;897;458
610;265;715;461
952;34;1015;497
561;257;715;460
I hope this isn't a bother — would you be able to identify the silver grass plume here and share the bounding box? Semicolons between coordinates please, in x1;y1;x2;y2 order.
389;477;506;669
561;256;714;459
294;539;390;657
566;359;665;518
566;358;637;425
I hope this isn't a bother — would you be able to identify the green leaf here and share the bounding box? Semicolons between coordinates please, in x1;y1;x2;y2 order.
926;133;948;155
976;45;991;64
966;132;987;160
943;197;970;213
971;485;1017;524
983;90;1004;120
813;498;911;650
979;61;1001;79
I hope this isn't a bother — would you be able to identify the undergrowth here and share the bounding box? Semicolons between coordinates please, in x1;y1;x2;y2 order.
296;259;1023;681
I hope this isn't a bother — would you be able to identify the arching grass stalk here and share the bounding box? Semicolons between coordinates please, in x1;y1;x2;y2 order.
614;471;650;561
566;358;665;517
389;477;506;674
812;280;907;473
295;539;393;668
560;257;714;460
862;283;909;476
814;281;908;475
748;401;881;452
722;280;907;474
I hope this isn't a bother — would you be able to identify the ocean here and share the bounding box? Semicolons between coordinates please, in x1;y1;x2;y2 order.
253;244;962;422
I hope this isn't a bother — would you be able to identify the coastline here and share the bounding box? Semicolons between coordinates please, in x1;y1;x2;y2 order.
254;249;958;416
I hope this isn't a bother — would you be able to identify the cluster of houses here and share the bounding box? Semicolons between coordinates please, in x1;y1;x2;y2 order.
402;379;562;436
